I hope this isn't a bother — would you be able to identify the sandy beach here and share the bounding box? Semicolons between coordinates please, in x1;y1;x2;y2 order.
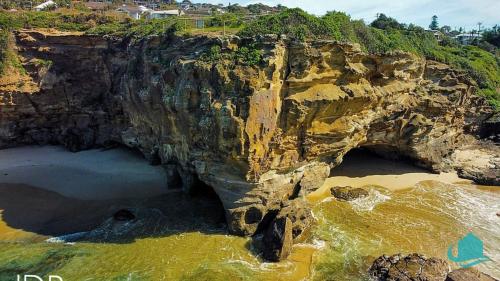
0;145;170;239
0;146;168;200
309;150;472;201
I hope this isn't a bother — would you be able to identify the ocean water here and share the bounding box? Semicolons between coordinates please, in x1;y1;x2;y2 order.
0;148;498;281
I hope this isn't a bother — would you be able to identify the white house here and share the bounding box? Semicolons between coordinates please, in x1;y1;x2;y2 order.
34;0;56;11
454;33;482;45
180;0;192;10
147;9;185;19
116;5;150;20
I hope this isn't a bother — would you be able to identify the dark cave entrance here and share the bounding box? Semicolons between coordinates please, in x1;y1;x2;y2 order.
167;166;227;226
331;146;428;177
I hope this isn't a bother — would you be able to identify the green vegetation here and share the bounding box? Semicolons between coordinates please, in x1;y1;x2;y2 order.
0;8;498;107
0;10;180;38
86;18;180;38
426;45;500;108
0;29;9;75
0;29;25;75
201;43;263;66
429;15;439;30
0;10;122;31
483;25;500;48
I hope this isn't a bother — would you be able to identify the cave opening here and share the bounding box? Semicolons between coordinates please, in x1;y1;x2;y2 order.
331;146;427;177
186;175;227;226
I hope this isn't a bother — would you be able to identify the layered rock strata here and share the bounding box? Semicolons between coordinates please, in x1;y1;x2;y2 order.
1;30;498;247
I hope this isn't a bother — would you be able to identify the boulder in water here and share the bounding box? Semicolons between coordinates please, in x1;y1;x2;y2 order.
369;253;450;281
113;209;136;221
262;216;293;262
445;268;498;281
330;186;369;201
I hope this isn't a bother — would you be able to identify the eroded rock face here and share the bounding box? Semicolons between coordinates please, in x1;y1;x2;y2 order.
0;30;497;242
446;268;498;281
369;253;450;281
262;216;293;262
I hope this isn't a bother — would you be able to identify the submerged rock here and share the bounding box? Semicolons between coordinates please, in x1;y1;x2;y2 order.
113;209;136;221
84;208;165;242
446;268;498;281
369;253;450;281
262;216;293;262
330;186;369;201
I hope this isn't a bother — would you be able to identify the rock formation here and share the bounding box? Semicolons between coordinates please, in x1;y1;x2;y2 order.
1;30;498;258
330;186;369;201
446;268;498;281
369;254;498;281
369;253;450;281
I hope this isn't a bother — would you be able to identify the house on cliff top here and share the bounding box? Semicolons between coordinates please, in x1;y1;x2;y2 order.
34;0;57;11
116;4;150;20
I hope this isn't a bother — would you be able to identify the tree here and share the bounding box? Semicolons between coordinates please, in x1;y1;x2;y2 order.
371;13;405;30
429;15;439;30
482;25;500;47
440;25;451;34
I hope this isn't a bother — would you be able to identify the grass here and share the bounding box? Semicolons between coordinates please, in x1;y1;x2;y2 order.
0;29;26;76
0;8;498;108
0;9;125;32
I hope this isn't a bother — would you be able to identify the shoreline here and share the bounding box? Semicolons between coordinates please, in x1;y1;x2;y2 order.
0;145;169;200
308;150;474;202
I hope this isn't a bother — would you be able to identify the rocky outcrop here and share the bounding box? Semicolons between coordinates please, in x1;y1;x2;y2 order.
1;30;498;257
370;254;498;281
450;144;500;185
0;30;129;152
369;253;450;281
446;268;498;281
262;216;293;261
330;186;369;201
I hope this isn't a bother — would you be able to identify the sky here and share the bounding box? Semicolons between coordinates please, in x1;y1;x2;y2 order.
199;0;500;31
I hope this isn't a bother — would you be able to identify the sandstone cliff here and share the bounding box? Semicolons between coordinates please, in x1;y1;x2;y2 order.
0;30;498;243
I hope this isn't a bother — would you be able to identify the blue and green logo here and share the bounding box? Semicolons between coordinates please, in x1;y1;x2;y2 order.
447;232;491;268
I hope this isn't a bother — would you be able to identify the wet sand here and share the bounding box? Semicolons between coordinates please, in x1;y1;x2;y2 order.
0;146;170;240
0;146;168;200
309;150;472;201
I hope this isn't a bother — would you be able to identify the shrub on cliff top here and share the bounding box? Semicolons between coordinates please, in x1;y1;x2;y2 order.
201;43;263;66
0;29;25;76
0;10;122;31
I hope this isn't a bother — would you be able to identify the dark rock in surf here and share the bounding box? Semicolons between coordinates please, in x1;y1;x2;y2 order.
369;253;449;281
113;209;136;221
446;268;498;281
262;216;293;262
330;186;369;201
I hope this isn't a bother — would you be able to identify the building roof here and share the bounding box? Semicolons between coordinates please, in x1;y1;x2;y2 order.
117;4;150;13
148;9;183;16
34;0;56;9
